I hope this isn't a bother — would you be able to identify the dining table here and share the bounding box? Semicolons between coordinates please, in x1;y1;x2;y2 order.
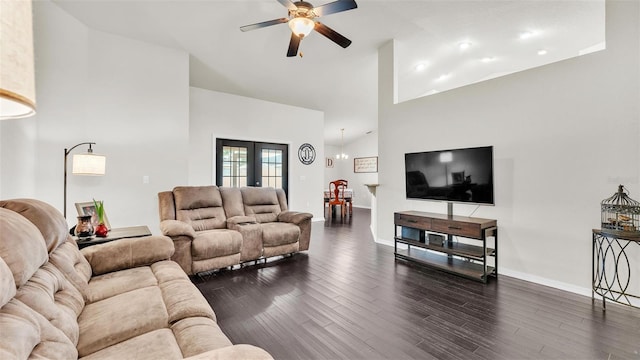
324;188;353;217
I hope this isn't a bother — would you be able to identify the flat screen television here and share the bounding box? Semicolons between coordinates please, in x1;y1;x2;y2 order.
405;146;494;205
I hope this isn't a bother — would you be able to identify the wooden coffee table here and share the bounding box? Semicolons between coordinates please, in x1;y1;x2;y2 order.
76;225;152;249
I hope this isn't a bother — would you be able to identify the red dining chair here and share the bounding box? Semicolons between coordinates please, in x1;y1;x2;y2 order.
335;179;353;216
328;180;348;218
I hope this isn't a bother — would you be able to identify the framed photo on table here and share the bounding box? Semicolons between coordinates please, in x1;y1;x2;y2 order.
75;201;111;230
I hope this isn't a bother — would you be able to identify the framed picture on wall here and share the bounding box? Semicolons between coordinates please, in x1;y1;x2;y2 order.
354;156;378;173
75;201;111;230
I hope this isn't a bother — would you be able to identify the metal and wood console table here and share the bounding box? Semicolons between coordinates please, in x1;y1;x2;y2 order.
592;229;640;310
394;211;497;283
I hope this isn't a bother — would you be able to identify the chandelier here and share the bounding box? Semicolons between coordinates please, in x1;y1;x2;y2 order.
336;128;348;160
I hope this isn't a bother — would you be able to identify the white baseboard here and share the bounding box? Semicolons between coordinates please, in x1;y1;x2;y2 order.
375;237;596;300
498;268;592;298
353;205;371;210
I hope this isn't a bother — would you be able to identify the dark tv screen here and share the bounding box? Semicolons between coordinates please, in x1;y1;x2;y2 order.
405;146;494;205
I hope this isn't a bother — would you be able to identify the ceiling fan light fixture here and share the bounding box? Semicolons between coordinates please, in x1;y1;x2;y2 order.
288;17;315;38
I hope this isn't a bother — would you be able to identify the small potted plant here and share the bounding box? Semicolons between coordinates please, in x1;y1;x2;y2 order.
93;199;109;237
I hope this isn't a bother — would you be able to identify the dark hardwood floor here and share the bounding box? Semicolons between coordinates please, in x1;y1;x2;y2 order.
193;208;640;360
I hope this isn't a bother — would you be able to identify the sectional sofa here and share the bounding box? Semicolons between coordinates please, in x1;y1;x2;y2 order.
0;198;272;359
158;186;313;275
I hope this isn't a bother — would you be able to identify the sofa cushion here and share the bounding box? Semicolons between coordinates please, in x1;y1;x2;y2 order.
0;298;78;359
86;267;158;304
0;257;15;307
261;222;300;247
78;329;183;360
191;229;242;261
0;199;70;254
77;286;169;357
192;254;241;274
158;190;177;222
275;188;289;211
15;262;84;345
160;278;216;324
151;260;191;283
81;236;174;276
172;317;233;357
49;241;92;301
174;186;227;230
220;187;245;218
241;187;281;223
0;208;49;288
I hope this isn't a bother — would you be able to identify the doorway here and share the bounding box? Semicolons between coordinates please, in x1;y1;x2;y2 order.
215;139;288;196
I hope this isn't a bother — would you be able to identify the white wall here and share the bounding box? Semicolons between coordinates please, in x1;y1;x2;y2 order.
189;87;325;220
377;0;639;294
0;117;37;199
324;144;341;185
324;134;379;208
1;0;190;234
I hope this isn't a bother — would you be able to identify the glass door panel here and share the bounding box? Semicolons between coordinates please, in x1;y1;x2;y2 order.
216;139;288;196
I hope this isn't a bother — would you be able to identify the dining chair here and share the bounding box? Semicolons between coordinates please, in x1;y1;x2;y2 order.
335;179;353;216
328;179;348;218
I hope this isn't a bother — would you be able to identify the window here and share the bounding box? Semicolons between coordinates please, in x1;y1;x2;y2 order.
216;139;288;195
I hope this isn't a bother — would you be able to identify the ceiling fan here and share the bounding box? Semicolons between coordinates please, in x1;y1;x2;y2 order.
240;0;358;57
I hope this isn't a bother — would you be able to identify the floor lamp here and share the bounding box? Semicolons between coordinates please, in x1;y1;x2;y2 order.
64;142;106;218
440;151;452;186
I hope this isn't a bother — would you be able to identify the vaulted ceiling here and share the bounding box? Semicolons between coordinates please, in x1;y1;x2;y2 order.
52;0;605;146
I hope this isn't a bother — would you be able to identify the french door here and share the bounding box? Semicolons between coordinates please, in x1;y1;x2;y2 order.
215;139;288;195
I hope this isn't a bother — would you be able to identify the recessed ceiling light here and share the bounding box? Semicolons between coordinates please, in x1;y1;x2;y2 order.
436;74;450;81
481;57;496;63
415;63;427;71
537;49;548;55
459;41;472;50
519;31;534;39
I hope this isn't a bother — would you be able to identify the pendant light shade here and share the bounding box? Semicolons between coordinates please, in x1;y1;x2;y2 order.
0;0;36;120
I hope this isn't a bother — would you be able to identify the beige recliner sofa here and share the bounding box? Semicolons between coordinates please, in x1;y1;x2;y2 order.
0;198;272;360
158;186;313;275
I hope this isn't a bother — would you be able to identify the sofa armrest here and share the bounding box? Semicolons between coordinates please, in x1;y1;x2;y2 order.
183;345;273;360
160;219;196;238
277;210;313;225
81;235;174;276
226;215;257;226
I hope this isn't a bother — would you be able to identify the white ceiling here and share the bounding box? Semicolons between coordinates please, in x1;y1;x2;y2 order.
51;0;605;146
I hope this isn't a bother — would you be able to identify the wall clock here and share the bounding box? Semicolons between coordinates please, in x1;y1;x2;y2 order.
298;143;316;165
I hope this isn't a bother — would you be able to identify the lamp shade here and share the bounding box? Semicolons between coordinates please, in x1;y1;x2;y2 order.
439;152;453;163
0;0;36;120
288;17;314;38
72;154;106;175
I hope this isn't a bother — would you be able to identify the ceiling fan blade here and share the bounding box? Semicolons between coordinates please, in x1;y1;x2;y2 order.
313;0;357;17
287;33;301;57
314;22;352;48
240;18;288;32
277;0;298;11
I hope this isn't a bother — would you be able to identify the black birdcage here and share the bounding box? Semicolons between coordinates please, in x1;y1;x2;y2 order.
601;185;640;234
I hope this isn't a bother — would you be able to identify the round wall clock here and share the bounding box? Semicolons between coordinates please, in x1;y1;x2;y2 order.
298;143;316;165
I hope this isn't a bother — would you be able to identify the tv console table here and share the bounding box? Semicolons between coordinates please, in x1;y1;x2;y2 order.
394;210;498;283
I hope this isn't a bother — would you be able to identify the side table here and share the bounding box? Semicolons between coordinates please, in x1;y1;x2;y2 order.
76;225;152;249
592;229;640;310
